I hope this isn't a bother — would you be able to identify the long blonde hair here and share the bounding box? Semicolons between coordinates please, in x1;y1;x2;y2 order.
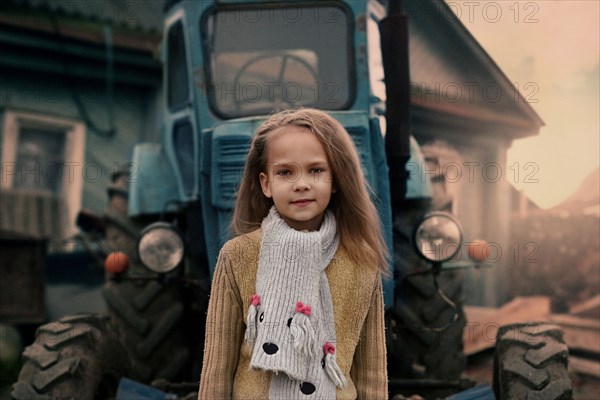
232;108;389;276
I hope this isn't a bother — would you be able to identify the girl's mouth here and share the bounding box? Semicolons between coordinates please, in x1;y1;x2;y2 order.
291;199;314;207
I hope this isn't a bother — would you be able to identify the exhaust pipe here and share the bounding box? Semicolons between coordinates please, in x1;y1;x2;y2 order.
380;0;411;207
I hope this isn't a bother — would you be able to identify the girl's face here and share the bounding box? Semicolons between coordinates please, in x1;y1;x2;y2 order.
259;126;336;231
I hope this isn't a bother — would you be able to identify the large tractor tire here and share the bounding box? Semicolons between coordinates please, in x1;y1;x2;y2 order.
101;210;196;383
11;314;129;400
102;278;192;383
388;205;467;380
391;271;466;380
493;322;572;400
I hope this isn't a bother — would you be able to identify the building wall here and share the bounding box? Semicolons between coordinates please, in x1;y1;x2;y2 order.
454;140;512;307
0;69;161;235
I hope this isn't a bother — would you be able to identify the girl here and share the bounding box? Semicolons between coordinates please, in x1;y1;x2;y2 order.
199;108;388;399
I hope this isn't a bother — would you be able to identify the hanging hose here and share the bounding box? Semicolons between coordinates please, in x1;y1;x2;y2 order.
49;13;117;138
102;22;117;136
431;273;459;331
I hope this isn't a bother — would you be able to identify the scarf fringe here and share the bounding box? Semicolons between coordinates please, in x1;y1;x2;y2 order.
245;302;259;344
290;312;315;357
324;352;347;389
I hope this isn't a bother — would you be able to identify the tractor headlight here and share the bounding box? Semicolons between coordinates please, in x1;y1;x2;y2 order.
413;212;463;263
137;222;185;273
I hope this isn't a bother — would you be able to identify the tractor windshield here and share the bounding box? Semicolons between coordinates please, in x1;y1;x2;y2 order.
203;4;354;119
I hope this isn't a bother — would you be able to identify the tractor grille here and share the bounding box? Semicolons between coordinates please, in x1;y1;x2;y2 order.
211;137;251;209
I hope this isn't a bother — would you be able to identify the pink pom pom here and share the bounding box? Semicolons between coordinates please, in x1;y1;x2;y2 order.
250;294;261;306
296;301;312;316
324;342;335;355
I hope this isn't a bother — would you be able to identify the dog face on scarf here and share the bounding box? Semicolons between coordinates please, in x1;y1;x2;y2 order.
249;299;344;399
247;296;317;381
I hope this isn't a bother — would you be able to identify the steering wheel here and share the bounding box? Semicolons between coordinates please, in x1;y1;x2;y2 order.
232;53;319;112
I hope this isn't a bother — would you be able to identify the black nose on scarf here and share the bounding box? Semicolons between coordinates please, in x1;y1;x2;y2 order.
300;382;316;395
262;342;279;355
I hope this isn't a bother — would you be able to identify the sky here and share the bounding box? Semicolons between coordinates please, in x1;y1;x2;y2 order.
449;0;600;208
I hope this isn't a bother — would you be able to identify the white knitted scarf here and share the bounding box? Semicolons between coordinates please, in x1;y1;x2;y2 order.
245;206;347;399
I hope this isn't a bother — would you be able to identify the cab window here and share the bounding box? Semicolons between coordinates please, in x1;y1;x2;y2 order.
204;4;354;118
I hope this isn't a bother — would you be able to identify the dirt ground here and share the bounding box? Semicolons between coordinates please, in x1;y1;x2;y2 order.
463;349;600;400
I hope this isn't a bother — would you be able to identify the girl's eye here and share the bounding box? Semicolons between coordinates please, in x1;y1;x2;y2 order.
259;312;264;323
276;170;290;176
310;167;323;174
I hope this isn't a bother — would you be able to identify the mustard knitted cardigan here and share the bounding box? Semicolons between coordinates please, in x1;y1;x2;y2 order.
198;229;388;400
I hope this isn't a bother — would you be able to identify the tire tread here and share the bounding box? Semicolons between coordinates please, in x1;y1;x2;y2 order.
494;322;572;400
11;314;129;400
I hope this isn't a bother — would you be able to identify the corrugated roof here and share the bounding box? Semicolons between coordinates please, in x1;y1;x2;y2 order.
7;0;165;33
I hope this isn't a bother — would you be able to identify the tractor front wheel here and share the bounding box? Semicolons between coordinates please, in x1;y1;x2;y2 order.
493;322;572;400
11;314;129;400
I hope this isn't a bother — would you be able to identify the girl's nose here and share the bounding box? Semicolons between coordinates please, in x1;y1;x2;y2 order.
293;178;310;191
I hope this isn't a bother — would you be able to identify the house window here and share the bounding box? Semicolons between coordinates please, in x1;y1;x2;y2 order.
1;111;85;238
13;127;67;194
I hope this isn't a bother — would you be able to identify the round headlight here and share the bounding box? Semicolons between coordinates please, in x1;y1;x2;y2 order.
137;222;185;273
413;212;463;263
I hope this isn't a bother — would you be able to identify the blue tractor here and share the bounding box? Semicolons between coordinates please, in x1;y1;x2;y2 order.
12;1;572;399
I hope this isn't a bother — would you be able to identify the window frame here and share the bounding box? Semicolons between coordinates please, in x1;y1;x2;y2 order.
1;110;86;236
165;17;192;112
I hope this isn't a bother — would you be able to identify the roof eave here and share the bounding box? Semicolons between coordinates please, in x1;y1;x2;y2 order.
432;0;545;129
412;99;544;140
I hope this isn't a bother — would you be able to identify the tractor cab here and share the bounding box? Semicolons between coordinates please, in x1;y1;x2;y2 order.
128;0;431;307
